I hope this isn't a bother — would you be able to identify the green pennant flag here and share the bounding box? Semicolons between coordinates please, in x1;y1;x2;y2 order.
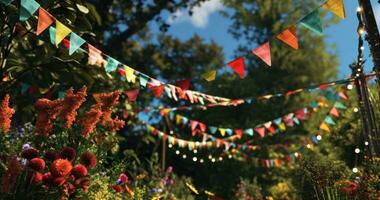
20;0;40;21
300;9;323;35
69;33;86;55
334;101;347;109
324;116;336;125
49;26;56;44
0;0;13;5
105;57;119;72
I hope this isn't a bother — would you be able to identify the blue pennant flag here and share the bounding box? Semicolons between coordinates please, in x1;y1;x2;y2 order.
69;33;86;55
182;117;188;124
20;0;40;21
139;75;149;87
244;128;254;136
226;129;233;136
209;126;218;134
274;118;282;125
324;116;336;125
105;57;119;72
49;26;56;44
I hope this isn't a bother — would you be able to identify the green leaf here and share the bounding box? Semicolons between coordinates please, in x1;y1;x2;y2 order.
76;4;89;14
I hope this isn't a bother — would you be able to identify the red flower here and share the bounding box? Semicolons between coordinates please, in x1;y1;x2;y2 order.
71;164;88;179
35;98;63;136
107;116;125;132
50;159;72;177
0;94;15;134
32;172;43;184
93;91;120;124
21;148;39;160
42;172;53;186
44;150;60;161
63;182;76;196
80;104;102;138
0;156;22;193
80;152;96;169
119;173;128;183
60;86;87;128
29;158;46;171
112;185;123;193
340;181;359;196
52;176;67;186
60;147;77;162
75;177;91;192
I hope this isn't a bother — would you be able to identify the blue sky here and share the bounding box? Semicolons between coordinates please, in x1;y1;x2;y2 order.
152;0;380;79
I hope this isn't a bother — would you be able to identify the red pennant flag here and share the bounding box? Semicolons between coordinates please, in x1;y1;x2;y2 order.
338;92;348;100
252;42;271;66
329;107;339;117
254;127;266;138
63;38;70;49
227;57;245;79
199;123;206;132
176;79;191;91
319;83;329;90
37;8;54;35
117;67;126;77
276;26;298;49
268;126;276;134
235;129;243;138
125;89;139;102
149;84;165;98
190;120;199;131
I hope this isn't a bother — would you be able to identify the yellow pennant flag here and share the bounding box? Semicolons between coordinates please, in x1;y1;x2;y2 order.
202;70;216;81
319;122;331;132
125;66;136;83
176;115;183;125
322;0;346;19
278;123;286;131
219;128;226;136
55;21;72;46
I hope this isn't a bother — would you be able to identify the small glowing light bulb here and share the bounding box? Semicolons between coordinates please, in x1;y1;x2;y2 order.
182;154;187;159
347;84;353;90
354;108;359;112
192;157;197;162
357;7;362;12
355;148;360;154
316;135;322;141
208;155;212;159
294;152;299;157
200;159;204;163
228;154;233;159
352;167;358;173
219;157;223;161
193;149;198;154
306;144;311;149
168;144;173;148
365;141;369;146
175;150;180;155
211;158;216;163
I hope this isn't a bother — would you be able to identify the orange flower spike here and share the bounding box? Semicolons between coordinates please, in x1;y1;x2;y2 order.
60;86;87;128
94;91;120;124
107;116;125;132
0;95;15;134
35;98;63;136
80;104;103;138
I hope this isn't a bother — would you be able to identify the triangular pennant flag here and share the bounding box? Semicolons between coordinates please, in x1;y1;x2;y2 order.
251;42;271;66
139;75;149;87
219;128;226;137
319;122;331;132
276;25;298;49
36;8;54;35
69;33;86;55
226;129;233;136
227;57;245;79
149;84;165;98
125;66;136;83
0;0;13;5
209;126;218;134
176;115;183;125
244;128;254;136
125;89;139;102
324;116;336;125
176;79;191;91
334;101;347;109
278;123;286;131
190;120;199;131
88;44;105;66
20;0;40;21
300;9;323;35
105;57;119;72
202;70;216;81
254;127;265;138
338;92;348;100
274;118;282;125
235;129;243;138
322;0;346;19
330;107;340;117
55;21;72;46
49;26;56;45
182;117;189;124
199;123;207;132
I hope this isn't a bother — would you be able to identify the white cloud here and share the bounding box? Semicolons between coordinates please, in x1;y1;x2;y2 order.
167;0;224;28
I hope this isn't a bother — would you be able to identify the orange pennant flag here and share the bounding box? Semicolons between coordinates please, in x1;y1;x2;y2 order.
329;107;339;117
276;25;298;49
319;122;330;132
252;42;271;66
36;8;54;35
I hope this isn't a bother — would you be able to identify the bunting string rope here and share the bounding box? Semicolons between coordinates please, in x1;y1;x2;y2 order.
5;0;351;108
